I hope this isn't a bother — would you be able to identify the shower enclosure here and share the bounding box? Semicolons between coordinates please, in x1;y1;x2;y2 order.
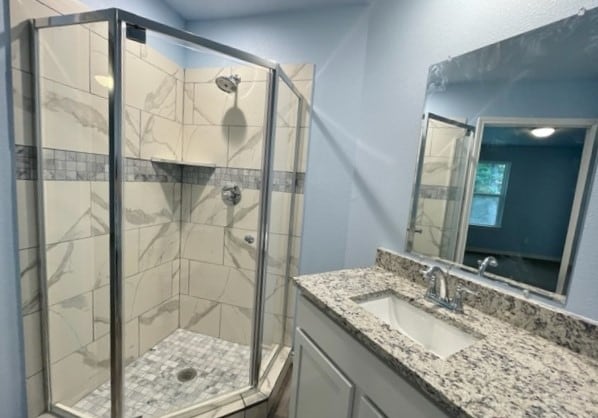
31;8;310;418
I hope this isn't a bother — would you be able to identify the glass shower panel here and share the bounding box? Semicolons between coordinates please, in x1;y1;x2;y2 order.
117;27;269;417
261;76;302;373
411;116;473;260
36;21;113;417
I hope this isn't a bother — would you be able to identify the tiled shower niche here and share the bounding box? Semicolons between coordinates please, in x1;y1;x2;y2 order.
11;0;313;416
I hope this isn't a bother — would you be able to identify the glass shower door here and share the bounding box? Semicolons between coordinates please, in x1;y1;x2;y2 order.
409;114;474;260
35;19;115;417
117;26;271;417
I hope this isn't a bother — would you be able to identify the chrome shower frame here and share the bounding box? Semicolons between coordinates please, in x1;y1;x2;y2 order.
32;8;308;418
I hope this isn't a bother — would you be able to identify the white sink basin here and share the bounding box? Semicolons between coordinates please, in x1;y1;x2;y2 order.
357;294;479;359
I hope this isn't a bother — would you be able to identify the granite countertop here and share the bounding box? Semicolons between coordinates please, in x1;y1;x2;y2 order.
294;267;598;418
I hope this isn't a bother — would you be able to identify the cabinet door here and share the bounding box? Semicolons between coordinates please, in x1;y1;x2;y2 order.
290;328;355;418
354;395;386;418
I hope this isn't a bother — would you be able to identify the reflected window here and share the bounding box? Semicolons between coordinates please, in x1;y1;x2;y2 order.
469;162;510;227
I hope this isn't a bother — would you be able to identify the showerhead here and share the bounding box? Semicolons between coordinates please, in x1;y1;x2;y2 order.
215;74;241;93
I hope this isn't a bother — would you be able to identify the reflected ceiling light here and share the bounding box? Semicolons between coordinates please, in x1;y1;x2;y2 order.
94;75;114;90
530;127;556;138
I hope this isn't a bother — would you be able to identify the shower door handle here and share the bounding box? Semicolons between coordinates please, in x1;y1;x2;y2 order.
244;235;255;244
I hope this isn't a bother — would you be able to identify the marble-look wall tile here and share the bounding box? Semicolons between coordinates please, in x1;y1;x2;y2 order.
140;112;182;161
51;318;138;405
412;225;442;257
89;28;109;98
124;182;176;229
266;233;293;276
190;184;259;230
419;198;448;229
281;64;315;82
272;127;297;172
26;372;45;418
183;125;228;165
223;228;257;271
231;65;268;82
228;126;264;170
126;262;173;320
138;222;180;271
262;313;284;347
297;127;310;173
125;53;176;120
46;237;94;304
420;157;456;187
91;229;139;290
220;304;252;346
20;248;40;315
93;262;172;338
285;281;297;318
192;81;266;126
124;106;142;159
176;80;184;124
44;181;91;244
39;24;90;91
10;0;55;72
140;44;184;81
185;67;229;83
269;192;293;235
188;262;255;310
179;294;221;337
40;79;108;154
49;292;93;363
22;311;43;378
90;181;109;236
12;69;34;146
17;180;38;249
276;84;299;129
264;274;286;315
139;297;179;354
180;258;190;295
181;223;224;264
183;83;195;125
171;259;180;295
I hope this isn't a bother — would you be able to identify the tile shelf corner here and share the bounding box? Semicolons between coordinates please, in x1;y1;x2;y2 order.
150;158;216;168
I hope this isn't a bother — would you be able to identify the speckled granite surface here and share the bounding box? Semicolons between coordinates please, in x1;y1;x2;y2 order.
376;248;598;360
294;267;598;417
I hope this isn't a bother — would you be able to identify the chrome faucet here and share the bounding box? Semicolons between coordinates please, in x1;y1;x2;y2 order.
477;256;498;277
422;265;449;301
421;265;477;313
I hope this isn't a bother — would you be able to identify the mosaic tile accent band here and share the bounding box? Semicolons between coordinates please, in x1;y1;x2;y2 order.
15;145;304;193
182;165;303;193
15;144;37;180
418;184;461;200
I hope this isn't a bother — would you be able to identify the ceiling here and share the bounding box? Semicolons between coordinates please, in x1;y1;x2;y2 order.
482;126;587;148
163;0;369;21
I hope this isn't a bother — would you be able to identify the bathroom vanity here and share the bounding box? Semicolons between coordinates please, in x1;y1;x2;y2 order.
289;249;598;418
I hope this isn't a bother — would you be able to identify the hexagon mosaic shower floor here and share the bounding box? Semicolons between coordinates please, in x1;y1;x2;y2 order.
73;329;272;418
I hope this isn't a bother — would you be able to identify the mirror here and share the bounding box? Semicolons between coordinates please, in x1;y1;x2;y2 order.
407;7;598;301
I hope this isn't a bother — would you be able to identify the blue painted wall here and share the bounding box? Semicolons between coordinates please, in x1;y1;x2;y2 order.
186;5;371;274
0;0;27;415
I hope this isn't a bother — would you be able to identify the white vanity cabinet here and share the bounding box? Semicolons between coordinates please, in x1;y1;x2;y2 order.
290;292;450;418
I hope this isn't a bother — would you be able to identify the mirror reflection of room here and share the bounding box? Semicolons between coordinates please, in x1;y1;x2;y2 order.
463;124;588;293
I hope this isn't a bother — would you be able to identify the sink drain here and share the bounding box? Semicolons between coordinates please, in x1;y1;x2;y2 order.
177;367;197;383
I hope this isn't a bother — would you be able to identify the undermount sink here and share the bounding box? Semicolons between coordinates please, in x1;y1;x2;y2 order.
357;293;479;359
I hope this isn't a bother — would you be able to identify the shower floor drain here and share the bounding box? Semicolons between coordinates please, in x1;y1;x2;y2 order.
177;367;197;383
